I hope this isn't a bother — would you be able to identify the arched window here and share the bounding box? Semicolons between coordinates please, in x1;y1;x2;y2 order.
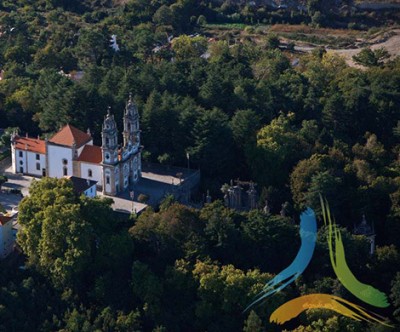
88;169;93;177
62;159;68;165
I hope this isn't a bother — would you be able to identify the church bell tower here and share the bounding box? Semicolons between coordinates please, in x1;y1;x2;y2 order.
123;93;140;149
122;93;142;184
101;107;119;195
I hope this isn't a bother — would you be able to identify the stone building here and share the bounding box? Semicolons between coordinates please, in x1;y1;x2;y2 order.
10;95;142;196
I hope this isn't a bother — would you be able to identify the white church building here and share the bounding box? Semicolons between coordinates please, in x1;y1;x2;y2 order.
10;95;142;196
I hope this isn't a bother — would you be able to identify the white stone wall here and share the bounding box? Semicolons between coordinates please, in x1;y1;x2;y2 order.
104;168;112;193
80;163;102;186
11;144;16;173
0;221;14;259
14;149;46;176
47;144;73;178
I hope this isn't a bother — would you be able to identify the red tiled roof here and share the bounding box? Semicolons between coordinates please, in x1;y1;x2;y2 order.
0;215;12;226
77;145;102;164
49;124;91;148
14;137;46;154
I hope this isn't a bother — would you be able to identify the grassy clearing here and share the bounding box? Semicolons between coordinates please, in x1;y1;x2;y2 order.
355;0;400;3
204;23;246;30
270;24;366;37
280;32;357;48
205;23;251;30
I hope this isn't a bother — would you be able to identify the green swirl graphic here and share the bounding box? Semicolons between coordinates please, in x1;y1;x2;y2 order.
321;197;390;308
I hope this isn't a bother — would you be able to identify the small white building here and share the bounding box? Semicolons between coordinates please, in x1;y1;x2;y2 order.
11;135;46;176
0;215;14;259
10;95;142;196
68;176;98;198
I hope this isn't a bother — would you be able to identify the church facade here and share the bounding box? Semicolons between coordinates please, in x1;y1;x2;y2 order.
10;95;142;196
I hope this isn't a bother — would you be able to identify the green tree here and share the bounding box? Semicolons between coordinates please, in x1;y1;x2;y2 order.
74;28;107;67
249;113;311;189
391;272;400;322
17;178;91;289
368;245;400;290
240;210;299;271
33;70;76;131
197;15;207;26
193;260;278;331
0;127;18;149
188;108;235;181
305;170;343;213
159;194;177;211
252;49;290;81
200;201;241;263
130;203;204;266
230;109;260;151
353;47;390;68
131;261;163;322
141;91;185;163
152;5;173;26
230;109;261;176
0;175;8;190
290;154;328;209
266;34;280;49
311;11;324;27
171;35;208;61
138;193;150;204
243;310;263;332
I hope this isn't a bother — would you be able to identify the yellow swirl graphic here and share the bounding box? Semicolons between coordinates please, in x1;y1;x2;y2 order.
270;294;393;327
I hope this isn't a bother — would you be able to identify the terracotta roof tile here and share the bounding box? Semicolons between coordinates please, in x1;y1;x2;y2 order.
14;137;46;154
77;145;102;164
0;215;12;226
49;124;91;147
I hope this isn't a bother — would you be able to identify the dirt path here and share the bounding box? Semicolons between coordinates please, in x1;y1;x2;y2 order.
294;29;400;67
330;29;400;66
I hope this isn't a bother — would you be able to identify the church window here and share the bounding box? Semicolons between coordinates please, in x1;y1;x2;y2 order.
19;151;23;157
63;167;68;176
36;154;40;160
19;161;23;165
62;159;68;165
88;169;93;177
106;176;110;184
36;163;40;171
105;153;110;160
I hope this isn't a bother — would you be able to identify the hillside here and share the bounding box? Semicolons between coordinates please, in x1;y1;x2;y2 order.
1;1;400;332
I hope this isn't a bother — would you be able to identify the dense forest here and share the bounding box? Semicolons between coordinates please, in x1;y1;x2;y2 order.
1;0;400;331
